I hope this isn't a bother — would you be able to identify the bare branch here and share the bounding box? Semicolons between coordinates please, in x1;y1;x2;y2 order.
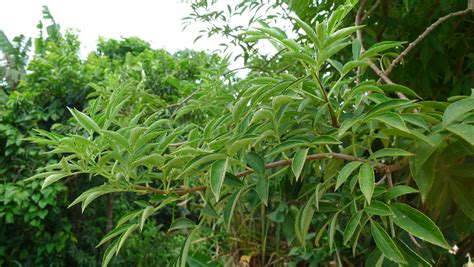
383;8;473;78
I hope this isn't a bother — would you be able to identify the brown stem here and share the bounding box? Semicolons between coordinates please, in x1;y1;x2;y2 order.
383;9;473;78
134;152;403;195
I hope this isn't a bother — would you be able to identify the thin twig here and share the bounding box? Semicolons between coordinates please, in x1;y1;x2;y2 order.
167;90;199;109
133;152;403;195
361;0;381;22
383;8;473;78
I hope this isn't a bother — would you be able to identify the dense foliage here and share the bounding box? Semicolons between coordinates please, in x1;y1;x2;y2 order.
0;7;221;266
1;1;473;266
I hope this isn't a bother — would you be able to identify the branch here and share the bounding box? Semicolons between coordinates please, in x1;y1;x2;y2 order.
134;152;403;195
354;0;406;99
383;8;473;78
361;0;381;22
167;90;199;110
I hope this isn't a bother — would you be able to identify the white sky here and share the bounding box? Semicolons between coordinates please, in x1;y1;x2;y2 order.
0;0;237;57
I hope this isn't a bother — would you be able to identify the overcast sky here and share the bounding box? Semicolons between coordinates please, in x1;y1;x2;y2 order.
0;0;235;56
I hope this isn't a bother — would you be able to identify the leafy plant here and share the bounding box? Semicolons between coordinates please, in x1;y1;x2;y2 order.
29;1;474;266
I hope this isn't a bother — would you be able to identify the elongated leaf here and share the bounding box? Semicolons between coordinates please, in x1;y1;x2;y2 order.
359;163;375;204
343;211;363;244
233;96;250;123
176;229;196;267
140;206;156;231
313;135;341;145
329;213;339;252
295;195;315;248
102;239;119;267
256;175;269;205
246;152;265;175
395;239;431;267
364;99;414;120
335;161;362;190
369;148;414;160
292;148;308;181
97;224;132;248
390;203;450;249
446;124;474;146
442;98;474;127
372;112;408;131
210;158;228;201
169;217;196;232
68;107;100;133
116;224;138;254
360;41;405;59
227;138;255;156
293;17;319;45
384;185;418;200
450;180;474;220
41;173;69;189
223;188;247;230
272;95;298;112
380;84;421;99
365;201;393;216
370;221;406;264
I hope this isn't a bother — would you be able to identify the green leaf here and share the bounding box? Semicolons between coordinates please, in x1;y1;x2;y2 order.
68;107;100;133
343;211;362;245
395;239;431;267
313;135;341;145
293;17;319;45
390;203;450;249
442;98;474;127
201;203;219;218
359;163;375;204
102;239;119;267
360;41;405;60
292;148;308;181
380;84;421;99
295;195;315;248
223;188;247;230
372;112;408;131
369;148;414;160
364;99;414;120
335;161;362;190
450;180;474;220
227;138;255;156
365;248;384;267
169;217;196;232
341;60;368;76
246;152;265;175
41;173;69;189
210;158;229;202
446;124;474;146
97;224;131;248
256;175;269;205
370;221;406;264
268;139;306;156
116;224;138;254
365;201;393;216
176;229;196;267
384;185;418;200
140;206;156;231
272;95;298;112
329;213;339;252
233;96;250;123
251;109;273;124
